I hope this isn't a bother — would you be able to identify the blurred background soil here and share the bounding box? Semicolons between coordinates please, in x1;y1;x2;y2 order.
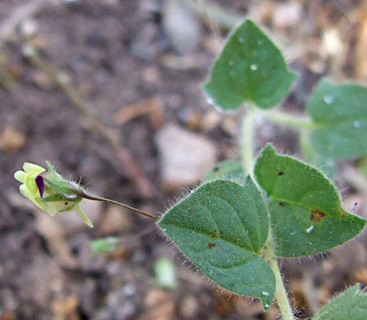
1;0;367;319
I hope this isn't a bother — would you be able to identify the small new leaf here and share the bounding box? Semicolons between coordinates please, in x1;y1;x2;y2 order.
313;284;367;320
89;237;121;255
307;78;367;160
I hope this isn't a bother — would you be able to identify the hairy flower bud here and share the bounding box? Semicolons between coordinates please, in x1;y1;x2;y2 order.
14;162;93;228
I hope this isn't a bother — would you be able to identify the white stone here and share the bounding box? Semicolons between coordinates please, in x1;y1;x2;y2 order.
156;124;217;191
162;0;201;54
272;3;302;29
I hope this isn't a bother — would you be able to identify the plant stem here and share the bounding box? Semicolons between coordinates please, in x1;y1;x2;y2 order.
263;238;295;320
80;192;159;221
241;105;256;176
182;0;243;30
241;106;295;319
260;110;318;130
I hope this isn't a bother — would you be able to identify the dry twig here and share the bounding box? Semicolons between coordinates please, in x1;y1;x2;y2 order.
0;0;44;44
115;97;164;129
1;1;154;197
23;45;154;197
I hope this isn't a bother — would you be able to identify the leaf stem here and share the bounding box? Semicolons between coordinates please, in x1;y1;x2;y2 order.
263;237;295;320
260;110;318;130
80;192;159;220
241;105;256;176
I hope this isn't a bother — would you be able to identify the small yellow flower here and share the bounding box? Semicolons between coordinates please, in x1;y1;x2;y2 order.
14;162;93;228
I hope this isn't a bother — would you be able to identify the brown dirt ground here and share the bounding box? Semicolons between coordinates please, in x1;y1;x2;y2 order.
1;1;367;319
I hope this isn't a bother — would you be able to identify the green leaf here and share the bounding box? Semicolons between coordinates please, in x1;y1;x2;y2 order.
89;237;121;255
358;156;367;181
158;178;275;308
202;160;245;183
203;19;296;111
154;257;177;289
300;131;336;179
313;284;367;320
254;144;366;257
307;78;367;159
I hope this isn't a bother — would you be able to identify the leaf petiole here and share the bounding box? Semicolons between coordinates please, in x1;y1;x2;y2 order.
259;109;319;130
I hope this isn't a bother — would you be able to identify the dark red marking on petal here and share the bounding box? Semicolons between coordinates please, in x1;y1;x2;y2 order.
35;175;45;198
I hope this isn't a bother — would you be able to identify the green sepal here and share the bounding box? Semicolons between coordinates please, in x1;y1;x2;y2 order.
43;177;77;195
41;194;67;202
74;204;93;228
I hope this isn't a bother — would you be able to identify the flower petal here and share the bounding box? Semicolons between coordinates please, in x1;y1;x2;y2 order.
14;170;26;183
23;162;45;175
35;175;45;198
19;185;45;211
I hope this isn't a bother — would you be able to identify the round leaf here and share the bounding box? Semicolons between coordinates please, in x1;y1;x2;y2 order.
307;78;367;159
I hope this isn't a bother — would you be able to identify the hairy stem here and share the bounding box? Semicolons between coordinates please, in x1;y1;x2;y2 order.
182;0;243;30
260;110;318;130
263;239;295;320
80;192;159;221
241;105;295;319
241;105;256;176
